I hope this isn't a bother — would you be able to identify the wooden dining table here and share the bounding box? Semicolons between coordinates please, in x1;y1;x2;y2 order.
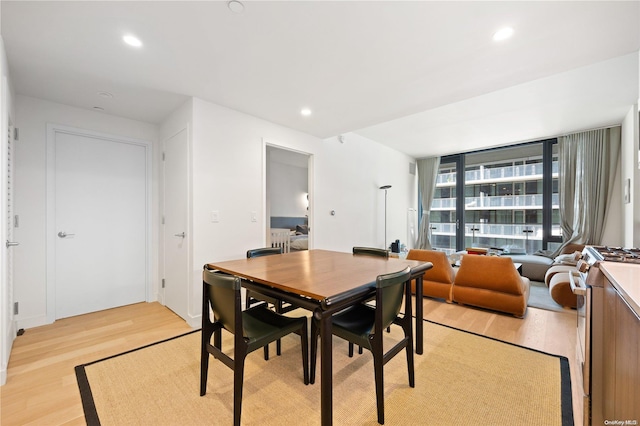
206;249;432;426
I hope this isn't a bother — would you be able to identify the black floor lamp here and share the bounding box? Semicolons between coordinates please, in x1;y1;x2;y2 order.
380;185;391;250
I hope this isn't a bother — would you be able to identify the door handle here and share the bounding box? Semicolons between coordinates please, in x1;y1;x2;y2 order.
174;232;186;238
5;240;19;248
57;231;75;238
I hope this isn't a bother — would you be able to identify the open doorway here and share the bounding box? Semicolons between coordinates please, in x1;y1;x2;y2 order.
265;145;311;252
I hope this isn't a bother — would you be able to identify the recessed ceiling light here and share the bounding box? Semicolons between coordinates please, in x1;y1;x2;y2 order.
493;27;514;42
228;1;244;13
97;91;114;99
123;34;143;48
300;108;312;116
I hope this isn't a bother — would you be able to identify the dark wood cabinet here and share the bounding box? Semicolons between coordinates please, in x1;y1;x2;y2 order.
602;276;640;421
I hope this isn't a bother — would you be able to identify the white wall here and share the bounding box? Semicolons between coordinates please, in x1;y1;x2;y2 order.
184;98;416;321
314;133;417;252
268;160;308;217
9;93;417;331
13;95;159;329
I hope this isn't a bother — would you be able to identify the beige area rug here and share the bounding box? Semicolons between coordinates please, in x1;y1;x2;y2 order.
75;321;573;425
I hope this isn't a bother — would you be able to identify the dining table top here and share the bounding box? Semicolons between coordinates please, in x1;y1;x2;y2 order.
207;249;429;302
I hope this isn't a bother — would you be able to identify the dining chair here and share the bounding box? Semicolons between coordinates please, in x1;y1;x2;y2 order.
352;246;390;258
245;246;284;311
200;267;309;426
244;246;296;359
352;246;391;355
309;266;414;425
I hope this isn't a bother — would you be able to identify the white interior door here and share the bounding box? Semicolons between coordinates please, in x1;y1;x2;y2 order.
5;120;16;319
49;127;148;320
1;114;17;385
163;128;189;321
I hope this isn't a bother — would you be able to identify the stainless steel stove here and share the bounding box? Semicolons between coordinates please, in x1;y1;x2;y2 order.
584;245;640;264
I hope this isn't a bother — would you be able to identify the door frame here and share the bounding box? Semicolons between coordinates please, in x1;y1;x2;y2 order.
262;139;314;250
45;123;152;323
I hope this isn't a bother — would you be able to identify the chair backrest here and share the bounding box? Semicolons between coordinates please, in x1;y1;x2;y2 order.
406;249;455;284
454;254;525;295
376;266;411;329
353;247;389;258
203;268;242;334
247;247;283;258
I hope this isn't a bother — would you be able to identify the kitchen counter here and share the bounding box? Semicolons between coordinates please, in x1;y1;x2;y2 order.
600;262;640;316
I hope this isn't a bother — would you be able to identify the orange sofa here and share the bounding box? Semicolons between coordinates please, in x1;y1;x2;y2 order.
452;254;530;317
406;249;455;302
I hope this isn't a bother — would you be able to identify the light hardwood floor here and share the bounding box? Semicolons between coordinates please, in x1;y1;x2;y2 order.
0;299;581;425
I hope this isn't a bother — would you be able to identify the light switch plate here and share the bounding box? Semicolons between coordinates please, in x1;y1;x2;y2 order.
250;211;257;222
211;211;219;223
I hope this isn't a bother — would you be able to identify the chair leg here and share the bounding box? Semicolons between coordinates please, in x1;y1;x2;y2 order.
348;342;354;357
200;327;217;396
276;300;283;356
404;325;415;388
406;342;415;388
310;319;320;384
300;319;310;385
358;345;363;354
263;344;270;361
200;349;209;396
372;342;385;425
233;353;247;426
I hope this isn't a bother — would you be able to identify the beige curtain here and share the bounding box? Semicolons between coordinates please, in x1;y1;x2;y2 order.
555;127;621;255
416;157;440;249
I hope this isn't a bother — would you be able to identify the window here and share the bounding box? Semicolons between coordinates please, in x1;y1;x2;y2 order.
429;140;559;254
429;159;458;254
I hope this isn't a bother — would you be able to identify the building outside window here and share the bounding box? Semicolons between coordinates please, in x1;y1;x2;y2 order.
429;141;561;255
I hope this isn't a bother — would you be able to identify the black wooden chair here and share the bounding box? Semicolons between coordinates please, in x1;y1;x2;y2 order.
245;247;284;313
309;266;414;425
352;246;390;258
244;246;298;359
200;267;309;426
352;246;391;355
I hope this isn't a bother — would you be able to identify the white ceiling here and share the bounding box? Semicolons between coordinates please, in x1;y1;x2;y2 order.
1;1;639;158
